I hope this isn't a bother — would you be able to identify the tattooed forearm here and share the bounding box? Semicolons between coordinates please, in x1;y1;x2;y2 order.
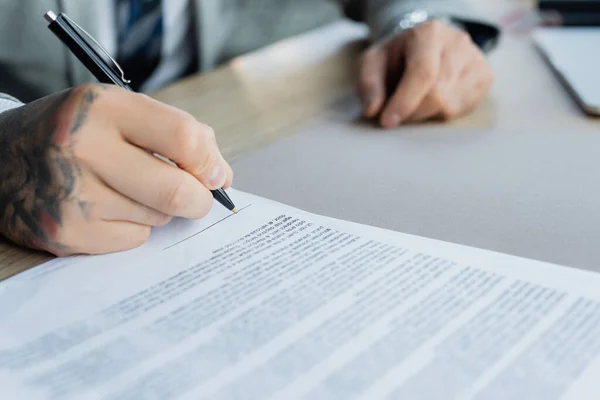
0;85;101;253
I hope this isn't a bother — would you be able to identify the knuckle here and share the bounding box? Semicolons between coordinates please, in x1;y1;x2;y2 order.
172;113;201;155
195;150;218;178
192;125;219;176
421;19;445;35
198;122;216;142
172;115;217;172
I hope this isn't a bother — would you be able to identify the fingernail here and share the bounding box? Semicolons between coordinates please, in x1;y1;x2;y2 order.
207;164;227;188
382;112;401;128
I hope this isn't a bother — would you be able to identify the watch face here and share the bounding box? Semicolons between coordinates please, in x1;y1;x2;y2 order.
400;10;430;29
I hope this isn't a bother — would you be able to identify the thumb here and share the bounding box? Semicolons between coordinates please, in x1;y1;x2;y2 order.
358;46;387;118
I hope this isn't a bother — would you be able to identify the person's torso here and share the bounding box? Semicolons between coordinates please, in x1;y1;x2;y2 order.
0;0;341;101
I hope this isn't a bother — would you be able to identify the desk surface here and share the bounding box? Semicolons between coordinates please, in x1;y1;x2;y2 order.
1;0;598;280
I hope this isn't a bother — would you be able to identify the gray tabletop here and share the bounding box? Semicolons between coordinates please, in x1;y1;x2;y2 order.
231;98;600;273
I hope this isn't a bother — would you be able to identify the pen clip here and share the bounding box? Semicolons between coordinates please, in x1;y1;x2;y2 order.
61;13;131;85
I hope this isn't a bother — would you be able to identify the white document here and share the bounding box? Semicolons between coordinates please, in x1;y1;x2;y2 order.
1;189;600;400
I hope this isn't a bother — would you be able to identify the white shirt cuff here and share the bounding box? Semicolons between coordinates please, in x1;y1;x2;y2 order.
0;95;23;114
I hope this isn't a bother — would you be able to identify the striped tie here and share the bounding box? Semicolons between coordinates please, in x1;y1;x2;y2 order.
116;0;163;91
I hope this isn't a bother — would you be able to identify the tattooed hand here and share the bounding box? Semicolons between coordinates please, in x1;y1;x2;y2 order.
0;84;233;256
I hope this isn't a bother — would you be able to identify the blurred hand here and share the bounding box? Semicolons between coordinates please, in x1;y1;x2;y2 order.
0;84;233;256
358;20;494;128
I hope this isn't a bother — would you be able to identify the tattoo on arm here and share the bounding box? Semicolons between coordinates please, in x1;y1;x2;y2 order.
0;85;102;254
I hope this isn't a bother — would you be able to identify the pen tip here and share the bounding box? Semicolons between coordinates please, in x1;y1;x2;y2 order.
232;208;238;214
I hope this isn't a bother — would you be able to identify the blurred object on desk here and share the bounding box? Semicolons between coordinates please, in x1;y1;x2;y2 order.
538;0;600;25
533;26;600;116
497;0;600;34
499;7;561;34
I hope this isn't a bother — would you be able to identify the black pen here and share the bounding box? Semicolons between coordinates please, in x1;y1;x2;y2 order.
43;11;237;214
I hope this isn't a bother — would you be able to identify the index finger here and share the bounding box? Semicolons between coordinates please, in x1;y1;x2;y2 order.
104;89;231;190
380;26;446;128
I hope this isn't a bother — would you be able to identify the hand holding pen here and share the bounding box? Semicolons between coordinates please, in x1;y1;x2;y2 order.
44;11;237;214
0;12;235;257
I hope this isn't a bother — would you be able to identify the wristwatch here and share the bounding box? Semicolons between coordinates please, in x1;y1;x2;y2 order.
389;9;464;35
381;9;499;53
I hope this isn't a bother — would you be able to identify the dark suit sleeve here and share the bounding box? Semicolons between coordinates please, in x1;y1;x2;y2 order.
338;0;501;52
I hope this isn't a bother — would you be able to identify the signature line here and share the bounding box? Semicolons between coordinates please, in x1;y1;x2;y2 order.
163;204;253;250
